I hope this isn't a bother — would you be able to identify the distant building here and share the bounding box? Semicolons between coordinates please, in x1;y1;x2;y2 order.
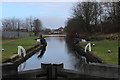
58;27;64;32
51;27;65;34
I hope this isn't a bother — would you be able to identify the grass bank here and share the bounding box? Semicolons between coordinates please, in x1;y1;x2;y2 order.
1;36;39;62
79;40;118;64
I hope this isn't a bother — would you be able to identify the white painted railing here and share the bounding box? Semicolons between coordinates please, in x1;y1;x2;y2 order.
85;43;91;53
18;46;26;57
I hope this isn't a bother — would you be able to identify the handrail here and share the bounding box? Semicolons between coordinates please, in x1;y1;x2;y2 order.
85;43;91;53
18;46;26;57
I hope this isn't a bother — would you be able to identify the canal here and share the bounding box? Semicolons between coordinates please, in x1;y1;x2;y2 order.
18;35;86;72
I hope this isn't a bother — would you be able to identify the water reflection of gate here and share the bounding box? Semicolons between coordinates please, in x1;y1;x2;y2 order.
65;38;88;72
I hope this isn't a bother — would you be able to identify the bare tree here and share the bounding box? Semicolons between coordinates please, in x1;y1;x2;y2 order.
2;17;43;37
2;19;12;31
33;19;42;36
29;16;34;32
72;2;96;33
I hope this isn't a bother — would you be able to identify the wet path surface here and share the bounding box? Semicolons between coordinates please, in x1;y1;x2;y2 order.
18;35;86;72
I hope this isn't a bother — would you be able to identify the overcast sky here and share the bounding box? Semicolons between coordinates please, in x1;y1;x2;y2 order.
2;2;76;29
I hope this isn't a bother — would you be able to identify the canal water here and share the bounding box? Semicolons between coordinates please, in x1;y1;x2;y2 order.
18;35;86;72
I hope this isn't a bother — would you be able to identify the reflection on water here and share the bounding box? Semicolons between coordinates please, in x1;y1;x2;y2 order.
37;46;46;59
18;35;86;72
18;61;26;72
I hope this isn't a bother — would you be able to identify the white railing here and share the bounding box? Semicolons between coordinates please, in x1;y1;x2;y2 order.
85;43;91;53
18;46;26;57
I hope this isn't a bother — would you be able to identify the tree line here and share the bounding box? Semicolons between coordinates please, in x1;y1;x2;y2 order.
65;2;120;37
2;17;42;36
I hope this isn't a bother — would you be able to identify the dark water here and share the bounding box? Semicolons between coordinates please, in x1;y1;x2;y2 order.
18;35;86;72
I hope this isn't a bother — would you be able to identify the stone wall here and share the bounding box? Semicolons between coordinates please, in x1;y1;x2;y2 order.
84;63;120;79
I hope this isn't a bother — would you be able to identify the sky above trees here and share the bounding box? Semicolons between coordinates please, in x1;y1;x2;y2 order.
2;2;75;29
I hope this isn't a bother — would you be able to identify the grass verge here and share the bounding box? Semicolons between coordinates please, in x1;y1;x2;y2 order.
79;40;118;64
1;36;39;62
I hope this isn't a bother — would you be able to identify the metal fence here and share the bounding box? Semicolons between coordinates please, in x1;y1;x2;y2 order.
2;31;30;38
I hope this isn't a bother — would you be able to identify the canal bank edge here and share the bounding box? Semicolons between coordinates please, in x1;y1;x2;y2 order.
1;44;42;77
2;44;42;64
74;44;120;79
74;44;103;63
